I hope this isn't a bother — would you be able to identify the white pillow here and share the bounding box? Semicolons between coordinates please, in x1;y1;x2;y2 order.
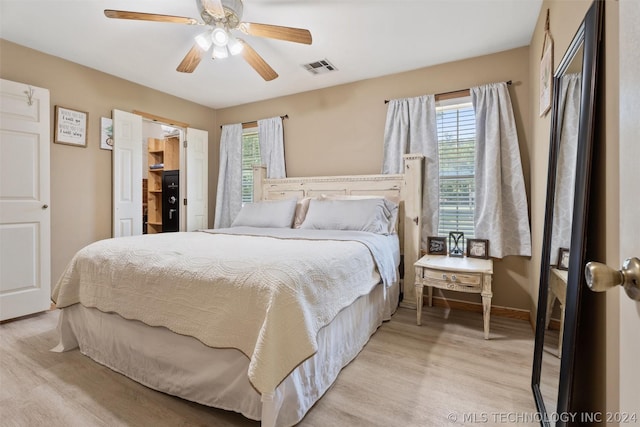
299;198;396;235
231;198;297;228
319;194;399;234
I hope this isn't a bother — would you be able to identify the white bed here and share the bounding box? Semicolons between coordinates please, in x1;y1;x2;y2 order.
52;154;424;427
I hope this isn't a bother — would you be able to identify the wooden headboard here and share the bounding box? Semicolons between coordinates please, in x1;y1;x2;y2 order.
252;154;424;309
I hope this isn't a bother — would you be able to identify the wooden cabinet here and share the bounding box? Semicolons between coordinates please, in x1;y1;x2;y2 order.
146;136;179;233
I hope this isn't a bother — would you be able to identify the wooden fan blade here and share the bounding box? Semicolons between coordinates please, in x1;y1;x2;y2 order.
238;40;278;81
176;45;205;73
104;10;200;25
239;22;312;45
201;0;225;19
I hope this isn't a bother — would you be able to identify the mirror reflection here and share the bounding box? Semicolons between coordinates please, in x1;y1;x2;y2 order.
540;26;584;422
539;41;584;418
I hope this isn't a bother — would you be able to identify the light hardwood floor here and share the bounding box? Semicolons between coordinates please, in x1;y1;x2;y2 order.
1;307;539;426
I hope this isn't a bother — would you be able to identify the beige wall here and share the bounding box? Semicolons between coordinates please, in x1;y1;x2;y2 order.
0;40;217;283
216;47;534;311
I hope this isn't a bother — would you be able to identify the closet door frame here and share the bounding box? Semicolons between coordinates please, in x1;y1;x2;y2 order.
112;110;208;236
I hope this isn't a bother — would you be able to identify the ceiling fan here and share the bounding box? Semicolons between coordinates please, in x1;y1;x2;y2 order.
104;0;312;81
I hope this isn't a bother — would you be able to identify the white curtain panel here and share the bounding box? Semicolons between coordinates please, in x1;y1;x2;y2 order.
214;123;243;229
550;73;581;265
258;116;286;178
472;83;532;258
382;95;439;246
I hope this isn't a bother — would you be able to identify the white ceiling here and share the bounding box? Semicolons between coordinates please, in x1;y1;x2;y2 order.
0;0;542;109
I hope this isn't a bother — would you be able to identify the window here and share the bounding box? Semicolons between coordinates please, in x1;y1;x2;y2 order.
436;97;476;240
241;127;261;204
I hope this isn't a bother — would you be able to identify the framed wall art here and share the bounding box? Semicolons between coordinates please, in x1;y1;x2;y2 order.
54;106;88;147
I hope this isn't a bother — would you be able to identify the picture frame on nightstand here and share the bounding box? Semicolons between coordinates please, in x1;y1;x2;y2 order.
448;231;465;257
467;239;490;259
557;247;570;270
427;236;447;255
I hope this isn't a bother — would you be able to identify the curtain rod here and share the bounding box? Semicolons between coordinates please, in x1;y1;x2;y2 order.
384;80;512;104
220;114;288;129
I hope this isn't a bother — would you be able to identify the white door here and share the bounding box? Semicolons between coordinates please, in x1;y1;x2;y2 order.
0;79;51;321
112;109;142;237
617;0;640;418
186;128;208;231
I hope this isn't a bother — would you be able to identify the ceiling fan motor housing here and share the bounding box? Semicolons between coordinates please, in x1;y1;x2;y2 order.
198;0;244;28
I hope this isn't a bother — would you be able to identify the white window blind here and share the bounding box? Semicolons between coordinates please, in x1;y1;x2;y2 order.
241;128;261;204
436;98;476;240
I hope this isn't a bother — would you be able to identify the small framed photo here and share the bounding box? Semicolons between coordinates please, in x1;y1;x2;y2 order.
54;106;88;147
467;239;490;259
427;236;447;255
557;247;570;270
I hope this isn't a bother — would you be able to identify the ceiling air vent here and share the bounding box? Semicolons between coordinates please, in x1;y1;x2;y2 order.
302;59;338;75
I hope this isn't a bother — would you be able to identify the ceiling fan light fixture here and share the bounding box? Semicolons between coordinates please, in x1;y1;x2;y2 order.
212;45;229;59
212;26;229;47
194;30;213;50
227;36;243;55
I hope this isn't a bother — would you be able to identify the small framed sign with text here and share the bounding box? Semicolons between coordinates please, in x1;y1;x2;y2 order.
54;106;88;147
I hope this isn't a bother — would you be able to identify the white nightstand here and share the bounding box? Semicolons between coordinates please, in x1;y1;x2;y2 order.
414;255;494;339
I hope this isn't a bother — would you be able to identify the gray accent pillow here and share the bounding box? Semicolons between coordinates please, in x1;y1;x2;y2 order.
299;198;397;235
319;194;399;233
231;198;297;228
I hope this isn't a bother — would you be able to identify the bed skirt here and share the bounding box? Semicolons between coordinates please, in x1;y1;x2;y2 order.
52;280;398;427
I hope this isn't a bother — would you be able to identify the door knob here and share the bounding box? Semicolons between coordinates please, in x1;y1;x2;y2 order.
584;257;640;301
42;204;48;209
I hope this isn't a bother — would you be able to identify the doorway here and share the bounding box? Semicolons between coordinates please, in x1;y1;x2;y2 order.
142;121;183;234
112;109;208;238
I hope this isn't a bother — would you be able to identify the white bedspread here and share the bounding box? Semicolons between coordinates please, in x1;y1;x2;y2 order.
52;228;398;394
